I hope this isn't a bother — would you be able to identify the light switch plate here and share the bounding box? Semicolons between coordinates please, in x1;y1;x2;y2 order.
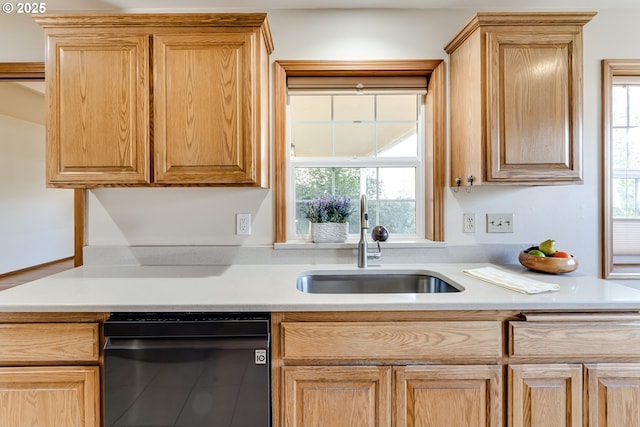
486;213;514;233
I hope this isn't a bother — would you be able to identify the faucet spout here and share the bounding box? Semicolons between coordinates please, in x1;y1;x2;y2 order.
358;195;369;268
357;195;386;268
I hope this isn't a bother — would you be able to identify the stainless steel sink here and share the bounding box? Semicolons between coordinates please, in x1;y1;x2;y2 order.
296;271;463;294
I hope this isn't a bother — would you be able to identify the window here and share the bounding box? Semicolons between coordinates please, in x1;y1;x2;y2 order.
289;91;423;238
602;60;640;278
273;60;445;243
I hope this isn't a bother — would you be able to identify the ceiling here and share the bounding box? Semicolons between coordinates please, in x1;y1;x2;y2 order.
48;0;640;11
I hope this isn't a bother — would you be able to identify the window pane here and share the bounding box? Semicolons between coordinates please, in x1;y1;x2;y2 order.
612;128;629;169
290;96;331;121
612;86;628;127
612;84;640;220
334;95;374;121
291;123;332;157
378;168;416;199
294;168;361;234
613;178;639;217
377;95;417;121
365;167;417;235
630;86;640;127
294;167;417;236
630;128;640;169
334;123;375;157
378;123;417;157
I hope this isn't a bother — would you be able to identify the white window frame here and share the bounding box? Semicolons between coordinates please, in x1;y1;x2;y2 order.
285;92;426;241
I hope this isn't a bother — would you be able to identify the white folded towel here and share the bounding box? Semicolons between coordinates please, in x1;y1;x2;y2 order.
464;266;560;294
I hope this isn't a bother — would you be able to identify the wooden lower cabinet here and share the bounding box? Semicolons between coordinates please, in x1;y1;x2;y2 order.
275;311;640;427
585;363;640;427
508;363;640;427
283;366;391;427
509;364;583;427
274;312;507;427
282;364;502;427
0;313;106;427
0;366;100;427
395;365;503;427
509;315;640;427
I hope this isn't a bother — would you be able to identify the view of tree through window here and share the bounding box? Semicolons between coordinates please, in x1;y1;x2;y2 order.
289;93;422;238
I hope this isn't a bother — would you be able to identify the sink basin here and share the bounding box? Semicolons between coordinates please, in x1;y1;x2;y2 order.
296;271;463;294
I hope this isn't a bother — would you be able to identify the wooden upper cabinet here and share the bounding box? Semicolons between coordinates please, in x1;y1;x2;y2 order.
35;14;273;188
445;12;595;186
43;33;150;186
154;32;262;184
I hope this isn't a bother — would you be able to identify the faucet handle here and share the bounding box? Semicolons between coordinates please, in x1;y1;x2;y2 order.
371;225;389;242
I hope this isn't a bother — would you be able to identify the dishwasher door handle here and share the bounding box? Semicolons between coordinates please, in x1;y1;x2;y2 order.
104;336;269;351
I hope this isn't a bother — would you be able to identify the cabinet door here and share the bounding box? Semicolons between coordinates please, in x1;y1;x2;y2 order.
154;32;260;185
282;365;392;427
586;363;640;427
485;30;582;183
394;365;502;427
509;364;582;427
45;33;150;186
0;366;100;427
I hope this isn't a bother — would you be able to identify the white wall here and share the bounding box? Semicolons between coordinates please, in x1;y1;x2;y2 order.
0;111;74;274
3;8;640;277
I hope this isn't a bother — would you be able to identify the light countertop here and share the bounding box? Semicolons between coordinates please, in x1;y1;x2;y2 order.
1;263;640;312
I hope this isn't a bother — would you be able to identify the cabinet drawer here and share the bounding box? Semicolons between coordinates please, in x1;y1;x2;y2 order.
281;321;503;362
0;323;100;364
510;321;640;359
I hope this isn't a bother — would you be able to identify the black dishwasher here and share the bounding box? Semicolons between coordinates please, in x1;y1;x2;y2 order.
103;312;270;427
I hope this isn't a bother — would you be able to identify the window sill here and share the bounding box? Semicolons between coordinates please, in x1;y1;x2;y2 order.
273;239;447;250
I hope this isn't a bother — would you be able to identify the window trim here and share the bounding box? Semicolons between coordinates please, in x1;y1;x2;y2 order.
602;59;640;279
273;59;445;243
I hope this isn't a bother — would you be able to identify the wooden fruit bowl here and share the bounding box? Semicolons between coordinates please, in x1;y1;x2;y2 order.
518;251;578;274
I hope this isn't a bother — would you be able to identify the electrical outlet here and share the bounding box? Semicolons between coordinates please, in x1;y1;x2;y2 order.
486;213;514;233
463;213;475;233
236;213;251;235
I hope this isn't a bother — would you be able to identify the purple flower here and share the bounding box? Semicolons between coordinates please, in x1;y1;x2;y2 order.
301;195;354;223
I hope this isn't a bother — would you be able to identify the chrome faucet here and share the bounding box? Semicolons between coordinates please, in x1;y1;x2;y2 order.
357;195;388;268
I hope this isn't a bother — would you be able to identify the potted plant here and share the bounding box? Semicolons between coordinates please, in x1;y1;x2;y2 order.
301;195;355;243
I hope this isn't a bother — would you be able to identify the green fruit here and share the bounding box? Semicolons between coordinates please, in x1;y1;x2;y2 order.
539;239;558;256
528;249;546;257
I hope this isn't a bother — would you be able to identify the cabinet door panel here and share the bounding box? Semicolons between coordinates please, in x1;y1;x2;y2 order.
154;32;257;184
0;366;100;427
586;363;640;427
509;364;582;427
282;366;391;427
394;365;502;427
46;33;150;186
486;31;581;182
